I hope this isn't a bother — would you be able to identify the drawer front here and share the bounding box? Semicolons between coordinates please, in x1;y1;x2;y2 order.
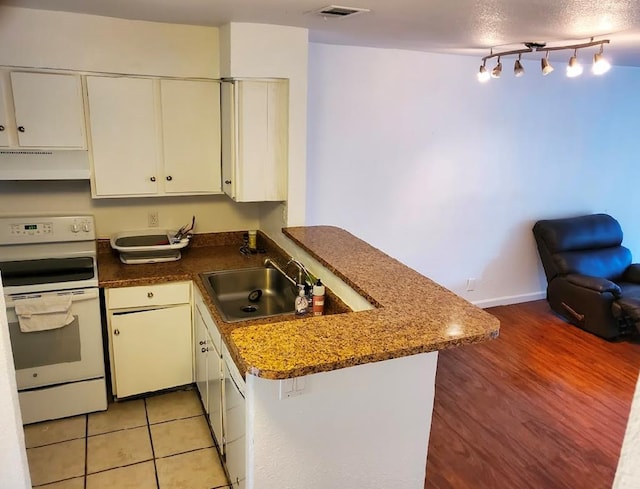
107;282;191;309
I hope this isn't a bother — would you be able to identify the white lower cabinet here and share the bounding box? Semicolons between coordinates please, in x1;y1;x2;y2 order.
207;339;223;451
194;305;209;405
223;345;246;488
194;288;224;450
106;282;193;399
194;286;245;487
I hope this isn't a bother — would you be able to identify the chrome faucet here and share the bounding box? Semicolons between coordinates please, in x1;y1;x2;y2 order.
286;258;314;286
264;257;314;288
263;258;297;287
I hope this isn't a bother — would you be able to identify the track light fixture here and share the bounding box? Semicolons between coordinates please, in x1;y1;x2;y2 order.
477;37;610;81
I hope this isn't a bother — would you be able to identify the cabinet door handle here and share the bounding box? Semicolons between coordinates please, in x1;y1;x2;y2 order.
114;329;120;336
17;126;25;133
0;125;4;131
201;347;208;353
199;340;206;345
166;175;172;181
147;292;154;298
224;179;232;185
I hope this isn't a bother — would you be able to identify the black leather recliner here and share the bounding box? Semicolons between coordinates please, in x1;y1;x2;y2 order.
533;213;640;339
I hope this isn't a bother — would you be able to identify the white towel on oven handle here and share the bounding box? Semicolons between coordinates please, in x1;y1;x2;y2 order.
14;294;74;333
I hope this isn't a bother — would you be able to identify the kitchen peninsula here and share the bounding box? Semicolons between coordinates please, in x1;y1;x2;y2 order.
98;225;499;488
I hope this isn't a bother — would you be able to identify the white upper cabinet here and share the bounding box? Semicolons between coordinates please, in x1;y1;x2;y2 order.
160;79;221;194
87;75;221;198
0;77;9;147
86;76;160;197
221;79;288;202
0;71;85;149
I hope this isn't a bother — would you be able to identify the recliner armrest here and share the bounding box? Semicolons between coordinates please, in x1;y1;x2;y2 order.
565;274;622;297
623;263;640;283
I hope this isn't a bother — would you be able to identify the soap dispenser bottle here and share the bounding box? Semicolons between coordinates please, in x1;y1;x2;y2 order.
295;285;309;315
312;279;325;316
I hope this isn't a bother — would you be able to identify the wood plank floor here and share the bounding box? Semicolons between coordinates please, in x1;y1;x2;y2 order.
425;300;640;489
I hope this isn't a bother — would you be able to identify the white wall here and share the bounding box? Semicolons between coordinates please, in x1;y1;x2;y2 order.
220;23;309;230
0;6;218;78
0;277;31;489
0;181;262;238
306;43;640;305
614;373;640;488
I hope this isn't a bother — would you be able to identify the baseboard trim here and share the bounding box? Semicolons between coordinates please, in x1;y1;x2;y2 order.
471;291;546;309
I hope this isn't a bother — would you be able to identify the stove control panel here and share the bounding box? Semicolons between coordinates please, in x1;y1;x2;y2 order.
0;216;95;245
10;222;53;236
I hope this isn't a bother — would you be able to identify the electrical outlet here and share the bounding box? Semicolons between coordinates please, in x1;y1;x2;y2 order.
279;377;307;399
148;211;159;228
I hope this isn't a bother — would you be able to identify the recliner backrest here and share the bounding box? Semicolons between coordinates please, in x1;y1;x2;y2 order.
533;214;632;281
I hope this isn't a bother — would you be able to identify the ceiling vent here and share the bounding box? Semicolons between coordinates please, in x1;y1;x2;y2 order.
310;5;370;18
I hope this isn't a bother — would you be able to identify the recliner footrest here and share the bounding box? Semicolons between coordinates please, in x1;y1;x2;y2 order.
616;297;640;332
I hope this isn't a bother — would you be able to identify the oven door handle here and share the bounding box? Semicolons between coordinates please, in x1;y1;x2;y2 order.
5;288;99;307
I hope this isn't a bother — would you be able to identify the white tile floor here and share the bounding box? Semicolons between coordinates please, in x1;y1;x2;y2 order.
24;389;231;489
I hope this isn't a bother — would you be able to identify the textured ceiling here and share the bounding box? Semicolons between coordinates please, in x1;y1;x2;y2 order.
4;0;640;66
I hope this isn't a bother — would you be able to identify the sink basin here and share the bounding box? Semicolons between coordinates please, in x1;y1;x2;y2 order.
200;267;298;322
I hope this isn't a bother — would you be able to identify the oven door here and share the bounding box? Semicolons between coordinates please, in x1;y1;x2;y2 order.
5;288;104;390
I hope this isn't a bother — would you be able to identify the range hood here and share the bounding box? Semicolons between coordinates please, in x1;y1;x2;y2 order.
0;150;90;180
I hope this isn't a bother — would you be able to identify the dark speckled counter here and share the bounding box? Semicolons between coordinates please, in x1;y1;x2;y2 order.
98;227;499;380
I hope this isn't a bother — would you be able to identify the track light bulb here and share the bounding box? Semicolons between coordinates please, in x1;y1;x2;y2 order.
514;55;525;77
541;53;554;75
566;51;583;78
478;63;490;82
491;58;502;78
592;51;611;75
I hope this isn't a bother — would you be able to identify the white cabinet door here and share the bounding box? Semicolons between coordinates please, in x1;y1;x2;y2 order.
87;76;160;197
224;356;246;488
207;334;223;451
221;79;287;202
110;304;192;398
221;81;236;199
11;72;85;148
0;75;9;147
194;306;209;410
160;79;221;194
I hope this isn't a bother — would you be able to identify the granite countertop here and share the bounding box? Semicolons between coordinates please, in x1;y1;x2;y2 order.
98;227;500;380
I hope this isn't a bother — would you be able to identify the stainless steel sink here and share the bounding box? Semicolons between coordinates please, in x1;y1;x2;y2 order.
200;267;298;322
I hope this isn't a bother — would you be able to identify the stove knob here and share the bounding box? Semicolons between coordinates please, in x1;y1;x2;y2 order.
71;223;80;233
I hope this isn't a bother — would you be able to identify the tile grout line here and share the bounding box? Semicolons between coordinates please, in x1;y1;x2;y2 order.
25;434;87;449
154;443;216;461
144;397;162;489
147;412;203;426
84;414;88;489
86;422;154;438
81;459;155;477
